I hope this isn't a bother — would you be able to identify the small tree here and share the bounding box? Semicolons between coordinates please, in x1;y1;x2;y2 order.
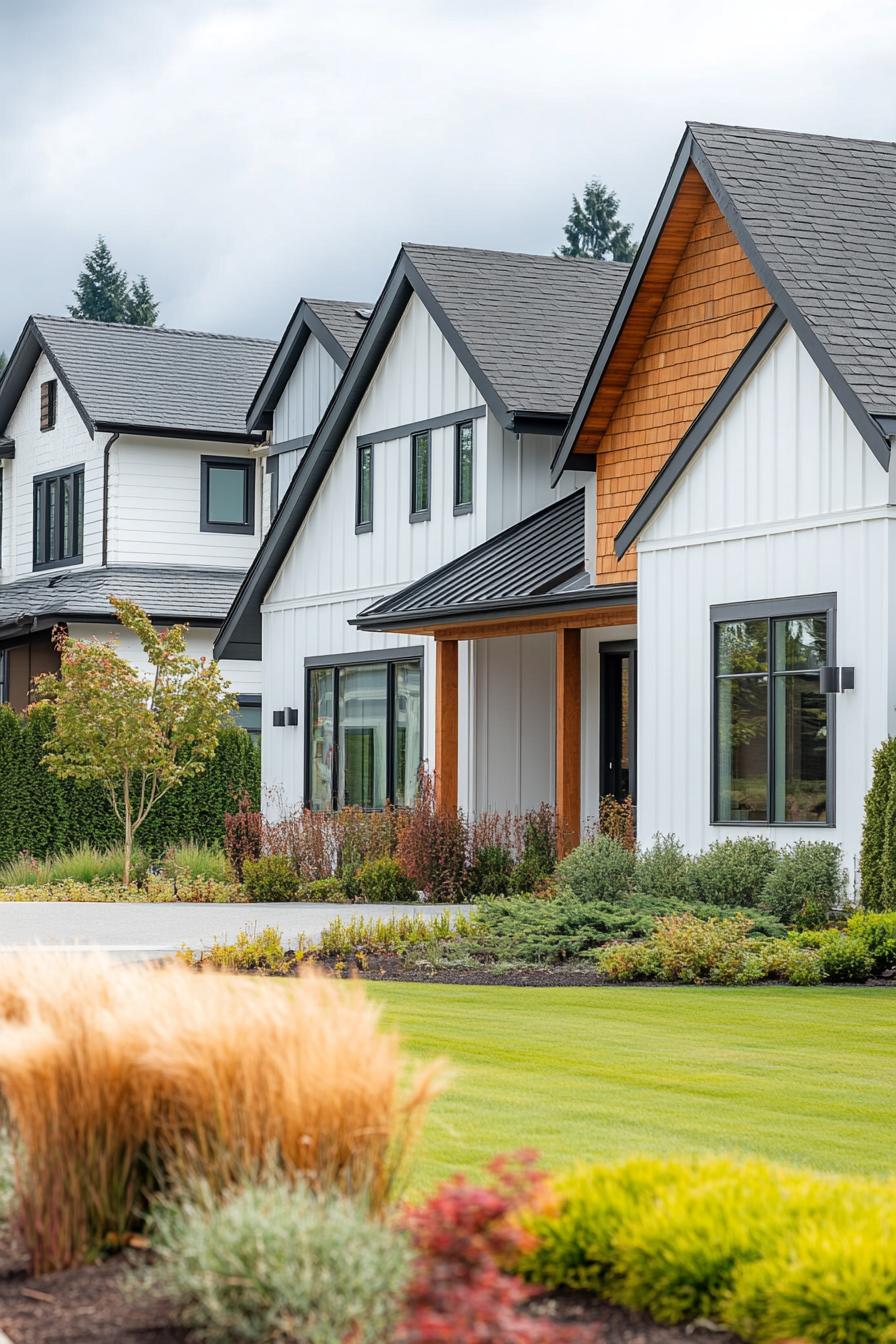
34;600;235;884
557;179;638;262
68;236;159;326
860;737;896;910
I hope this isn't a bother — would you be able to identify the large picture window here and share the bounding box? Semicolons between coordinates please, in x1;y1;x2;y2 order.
712;595;834;826
305;651;423;811
33;465;84;570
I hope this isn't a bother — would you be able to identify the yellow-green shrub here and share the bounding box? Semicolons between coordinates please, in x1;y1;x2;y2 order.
519;1155;896;1344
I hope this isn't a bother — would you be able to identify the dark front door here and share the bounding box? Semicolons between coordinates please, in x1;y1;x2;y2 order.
600;642;637;803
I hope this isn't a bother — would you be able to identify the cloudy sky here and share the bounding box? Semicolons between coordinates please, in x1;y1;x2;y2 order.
0;0;892;356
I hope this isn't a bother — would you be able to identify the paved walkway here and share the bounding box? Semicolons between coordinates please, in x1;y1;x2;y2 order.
0;902;468;960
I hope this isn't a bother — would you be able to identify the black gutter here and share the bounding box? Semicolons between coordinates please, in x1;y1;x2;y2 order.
94;421;263;445
351;582;637;633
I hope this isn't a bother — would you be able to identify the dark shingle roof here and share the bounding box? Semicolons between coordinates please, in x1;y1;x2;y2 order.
689;122;896;420
353;491;633;631
0;565;245;634
20;316;276;439
304;300;371;360
404;244;629;418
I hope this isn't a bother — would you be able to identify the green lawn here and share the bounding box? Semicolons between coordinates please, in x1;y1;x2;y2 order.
367;983;896;1192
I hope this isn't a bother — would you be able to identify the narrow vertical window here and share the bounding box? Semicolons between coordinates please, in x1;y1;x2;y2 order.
713;599;832;825
410;430;430;521
356;443;373;532
40;379;57;432
454;420;473;513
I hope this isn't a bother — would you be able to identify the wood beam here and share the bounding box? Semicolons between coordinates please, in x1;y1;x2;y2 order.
434;637;458;813
428;603;637;643
556;627;581;857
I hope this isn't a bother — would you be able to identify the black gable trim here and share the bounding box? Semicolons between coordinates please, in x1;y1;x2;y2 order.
0;318;96;440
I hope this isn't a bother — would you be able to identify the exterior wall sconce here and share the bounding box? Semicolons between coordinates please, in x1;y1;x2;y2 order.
820;666;855;693
272;709;286;727
286;707;299;725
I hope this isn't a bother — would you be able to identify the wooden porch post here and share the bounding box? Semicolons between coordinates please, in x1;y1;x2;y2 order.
555;627;581;856
434;637;458;813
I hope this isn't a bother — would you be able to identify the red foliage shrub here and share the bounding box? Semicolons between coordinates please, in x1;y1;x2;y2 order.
223;790;262;881
397;1152;587;1343
262;805;398;887
396;771;468;903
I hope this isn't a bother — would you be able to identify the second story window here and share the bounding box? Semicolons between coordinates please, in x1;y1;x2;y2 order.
40;379;57;432
454;420;474;514
410;430;430;522
356;444;373;533
201;456;255;535
34;466;84;570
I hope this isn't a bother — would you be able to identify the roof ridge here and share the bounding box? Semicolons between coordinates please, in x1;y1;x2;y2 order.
32;314;276;347
304;298;373;310
402;242;629;269
688;119;896;150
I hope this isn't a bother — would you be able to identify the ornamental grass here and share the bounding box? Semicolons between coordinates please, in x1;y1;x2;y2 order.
0;956;439;1273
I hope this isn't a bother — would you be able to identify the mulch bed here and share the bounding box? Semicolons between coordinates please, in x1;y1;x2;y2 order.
0;1230;740;1344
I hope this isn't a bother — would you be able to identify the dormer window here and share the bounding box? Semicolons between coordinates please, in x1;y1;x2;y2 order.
40;379;57;432
201;456;255;535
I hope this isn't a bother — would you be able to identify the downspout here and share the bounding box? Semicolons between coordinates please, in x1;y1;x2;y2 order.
101;432;119;567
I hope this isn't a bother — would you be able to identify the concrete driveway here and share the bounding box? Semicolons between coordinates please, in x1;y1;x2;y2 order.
0;901;469;960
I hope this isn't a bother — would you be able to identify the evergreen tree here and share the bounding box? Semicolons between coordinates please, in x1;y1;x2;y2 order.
558;180;638;262
0;352;6;375
126;274;160;327
68;237;159;326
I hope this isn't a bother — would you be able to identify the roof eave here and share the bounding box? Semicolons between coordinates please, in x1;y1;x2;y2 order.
351;582;638;634
0;317;97;441
94;420;263;445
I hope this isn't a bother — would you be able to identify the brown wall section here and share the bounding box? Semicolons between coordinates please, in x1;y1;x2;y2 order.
2;633;61;713
593;188;772;580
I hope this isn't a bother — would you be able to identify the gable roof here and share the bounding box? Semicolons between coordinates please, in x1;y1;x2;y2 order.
0;315;276;444
0;564;246;642
352;489;633;633
246;298;372;434
552;121;896;483
215;243;629;660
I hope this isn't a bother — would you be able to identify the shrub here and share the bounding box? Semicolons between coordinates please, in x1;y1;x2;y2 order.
860;736;896;910
634;835;694;903
396;773;468;902
468;844;515;897
316;911;468;959
598;794;635;851
596;939;660;982
521;803;560;874
397;1153;581;1344
816;933;874;983
148;1175;411;1344
689;837;779;907
302;876;350;903
758;938;823;985
761;840;847;928
223;790;262;881
162;841;229;884
355;856;418;904
264;804;397;885
519;1154;896;1343
242;854;302;902
595;913;766;985
476;890;654;964
845;910;896;973
554;834;636;903
195;926;294;973
0;956;439;1271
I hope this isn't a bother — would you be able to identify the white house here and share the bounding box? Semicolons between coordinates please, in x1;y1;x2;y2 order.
0;303;365;734
218;122;895;874
216;243;629;819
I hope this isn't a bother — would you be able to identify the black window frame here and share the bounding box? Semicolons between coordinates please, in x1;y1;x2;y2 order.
234;693;262;744
409;430;431;523
33;464;84;571
303;648;424;811
710;593;836;828
453;419;474;515
355;442;373;534
266;455;280;519
40;379;57;433
200;455;256;535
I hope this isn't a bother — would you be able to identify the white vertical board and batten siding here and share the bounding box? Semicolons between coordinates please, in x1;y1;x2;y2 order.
265;336;344;529
636;323;892;869
2;354;102;581
261;293;597;815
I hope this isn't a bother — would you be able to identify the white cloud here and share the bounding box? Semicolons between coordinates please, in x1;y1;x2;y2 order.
0;0;892;353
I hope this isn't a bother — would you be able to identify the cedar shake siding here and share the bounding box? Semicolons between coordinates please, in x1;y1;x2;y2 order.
588;173;772;581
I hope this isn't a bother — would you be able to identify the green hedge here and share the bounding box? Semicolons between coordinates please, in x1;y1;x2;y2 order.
860;737;896;909
0;704;259;866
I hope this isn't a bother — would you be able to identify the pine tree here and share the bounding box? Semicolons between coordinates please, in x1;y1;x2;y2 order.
68;237;159;326
558;180;638;263
0;352;6;375
126;274;159;327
